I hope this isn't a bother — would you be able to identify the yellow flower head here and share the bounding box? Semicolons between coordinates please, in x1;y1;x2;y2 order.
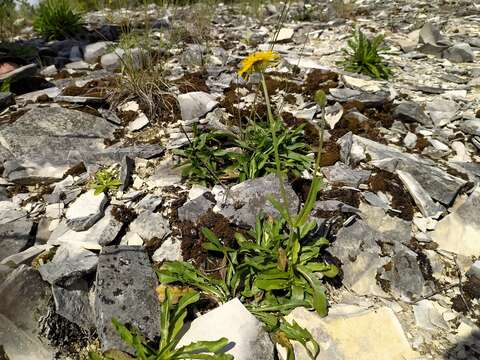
238;50;280;80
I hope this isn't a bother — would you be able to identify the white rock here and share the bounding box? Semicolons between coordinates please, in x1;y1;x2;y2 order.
428;138;450;152
413;300;449;332
450;141;471;162
0;244;52;267
65;190;108;231
271;27;294;42
177;298;274;360
45;203;64;219
403;132;417;148
127;112;149;131
431;185;480;256
342;75;382;92
84;41;111;64
152;238;182;263
120;231;144;246
426;98;458;127
177;92;218;121
119;100;140;112
50;208;122;248
279;306;419;360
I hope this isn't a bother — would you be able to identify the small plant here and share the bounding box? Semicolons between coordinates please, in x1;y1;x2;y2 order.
234;119;312;182
173;125;237;186
174;120;312;185
91;169;122;195
89;289;233;360
33;0;83;40
338;27;392;80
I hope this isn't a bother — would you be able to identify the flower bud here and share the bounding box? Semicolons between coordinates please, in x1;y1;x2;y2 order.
314;90;327;107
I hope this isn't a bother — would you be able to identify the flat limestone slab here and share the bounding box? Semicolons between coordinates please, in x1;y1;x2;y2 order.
281;305;419;360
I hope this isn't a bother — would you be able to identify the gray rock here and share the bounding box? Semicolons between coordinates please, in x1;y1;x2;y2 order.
359;203;412;245
443;43;475;63
0;64;37;85
119;155;134;192
0;107;117;184
84;41;111;64
100;49;124;71
392;102;431;125
55;95;104;104
460;118;480;136
329;88;390;108
177;298;274;360
0;216;33;262
136;194;163;212
52;279;95;330
65;190;108;231
425;98;458;127
178;92;218;121
0;92;14;111
467;260;480;280
0;265;51;337
178;194;215;223
95;246;160;352
342;134;467;205
396;170;445;218
217;174;299;228
39;244;98;285
329;220;388;296
129;210;170;241
431;185;480;257
313;200;360;214
321;163;371;187
379;246;429;301
50;207;122;248
0;314;54;360
419;22;445;46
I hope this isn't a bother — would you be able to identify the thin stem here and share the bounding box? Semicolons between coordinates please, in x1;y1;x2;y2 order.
260;72;292;226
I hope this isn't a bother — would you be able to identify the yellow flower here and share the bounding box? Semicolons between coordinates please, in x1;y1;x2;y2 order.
238;50;280;80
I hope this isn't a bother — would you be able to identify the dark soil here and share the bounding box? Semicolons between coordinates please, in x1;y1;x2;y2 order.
179;209;239;273
177;71;210;93
303;69;339;98
368;170;415;220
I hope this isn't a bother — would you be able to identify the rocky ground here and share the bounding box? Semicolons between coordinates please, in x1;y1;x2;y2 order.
1;0;480;359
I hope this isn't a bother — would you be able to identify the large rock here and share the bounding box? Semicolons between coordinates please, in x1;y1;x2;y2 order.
431;185;480;257
129;210;170;241
0;265;51;337
392;102;431;125
39;244;98;285
217;174;300;228
95;246;160;352
321;163;371;187
0;314;53;360
177;298;274;360
340;134;467;205
0;107;117;184
329;220;388;296
443;43;475;63
52;279;95;330
279;305;419;360
65;190;108;231
177;91;218;121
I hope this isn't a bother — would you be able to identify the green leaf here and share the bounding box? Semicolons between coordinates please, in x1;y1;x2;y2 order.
296;265;328;317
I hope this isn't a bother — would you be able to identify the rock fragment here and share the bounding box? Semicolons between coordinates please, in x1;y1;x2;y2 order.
95;246;160;352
